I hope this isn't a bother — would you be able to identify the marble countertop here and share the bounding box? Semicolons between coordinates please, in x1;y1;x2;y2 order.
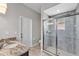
0;41;29;56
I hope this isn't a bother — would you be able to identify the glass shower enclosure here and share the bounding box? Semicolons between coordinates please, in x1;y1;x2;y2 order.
43;19;57;55
43;5;79;56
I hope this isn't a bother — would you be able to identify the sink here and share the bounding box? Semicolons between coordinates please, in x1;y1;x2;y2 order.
3;43;18;49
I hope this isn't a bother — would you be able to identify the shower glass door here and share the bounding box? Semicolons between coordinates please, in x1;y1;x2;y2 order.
57;16;76;56
43;13;79;56
43;19;57;55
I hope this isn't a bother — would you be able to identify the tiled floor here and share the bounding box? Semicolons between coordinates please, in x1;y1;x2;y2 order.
29;45;50;56
29;46;76;56
29;45;41;56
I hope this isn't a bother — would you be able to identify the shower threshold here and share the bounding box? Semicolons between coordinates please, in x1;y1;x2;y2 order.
45;47;75;56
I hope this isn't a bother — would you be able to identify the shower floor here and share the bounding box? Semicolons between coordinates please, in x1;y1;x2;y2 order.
45;47;75;56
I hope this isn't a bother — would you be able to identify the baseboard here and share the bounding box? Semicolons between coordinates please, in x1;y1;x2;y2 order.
33;42;40;47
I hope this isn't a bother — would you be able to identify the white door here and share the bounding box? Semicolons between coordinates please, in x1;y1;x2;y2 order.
18;16;32;47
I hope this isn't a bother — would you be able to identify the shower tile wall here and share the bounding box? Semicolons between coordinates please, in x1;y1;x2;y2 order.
76;15;79;55
75;5;79;55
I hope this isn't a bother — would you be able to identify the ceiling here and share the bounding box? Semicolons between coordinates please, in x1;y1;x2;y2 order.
44;3;78;16
24;3;59;14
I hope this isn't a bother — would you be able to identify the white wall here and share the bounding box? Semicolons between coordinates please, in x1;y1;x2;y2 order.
0;3;41;46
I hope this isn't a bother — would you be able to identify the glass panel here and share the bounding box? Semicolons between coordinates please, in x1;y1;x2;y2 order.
43;19;56;55
75;14;79;55
57;16;76;56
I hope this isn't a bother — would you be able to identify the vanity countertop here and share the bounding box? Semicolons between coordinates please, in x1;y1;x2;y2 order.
0;41;29;56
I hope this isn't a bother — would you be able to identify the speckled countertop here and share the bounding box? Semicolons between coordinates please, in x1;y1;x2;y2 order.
0;41;29;56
